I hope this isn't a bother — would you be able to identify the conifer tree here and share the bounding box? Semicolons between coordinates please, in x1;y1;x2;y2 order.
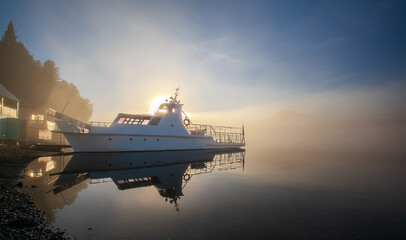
0;20;93;122
1;21;17;45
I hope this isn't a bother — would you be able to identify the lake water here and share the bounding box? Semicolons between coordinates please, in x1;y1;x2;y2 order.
20;144;406;239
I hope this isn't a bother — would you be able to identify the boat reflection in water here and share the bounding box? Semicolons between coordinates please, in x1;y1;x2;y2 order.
21;149;245;218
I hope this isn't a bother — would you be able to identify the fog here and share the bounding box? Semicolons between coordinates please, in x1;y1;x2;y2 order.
189;82;406;156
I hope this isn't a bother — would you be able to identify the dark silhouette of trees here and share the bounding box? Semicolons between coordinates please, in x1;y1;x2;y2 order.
0;20;93;122
1;21;17;44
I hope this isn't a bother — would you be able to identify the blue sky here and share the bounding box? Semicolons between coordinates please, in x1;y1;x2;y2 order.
1;0;405;120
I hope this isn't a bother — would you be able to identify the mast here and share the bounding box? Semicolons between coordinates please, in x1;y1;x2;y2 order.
173;88;180;102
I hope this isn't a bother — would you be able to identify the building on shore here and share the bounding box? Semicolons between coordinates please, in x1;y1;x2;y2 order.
0;83;20;144
0;83;68;147
19;106;67;146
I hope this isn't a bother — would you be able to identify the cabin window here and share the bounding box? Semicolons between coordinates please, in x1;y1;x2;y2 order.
156;103;169;114
114;115;152;125
158;108;167;114
149;117;161;125
168;105;176;113
31;114;45;121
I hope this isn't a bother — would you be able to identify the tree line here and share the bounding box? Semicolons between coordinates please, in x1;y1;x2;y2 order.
0;21;93;122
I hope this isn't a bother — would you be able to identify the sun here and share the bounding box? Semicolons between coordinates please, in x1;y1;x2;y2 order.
149;96;170;114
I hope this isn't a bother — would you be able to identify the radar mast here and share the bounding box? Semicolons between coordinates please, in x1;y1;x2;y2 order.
173;88;180;102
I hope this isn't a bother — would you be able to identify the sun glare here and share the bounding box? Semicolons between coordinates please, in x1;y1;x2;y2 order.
149;96;170;114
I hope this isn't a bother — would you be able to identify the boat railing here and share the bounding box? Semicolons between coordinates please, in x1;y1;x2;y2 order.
187;123;245;143
182;151;245;189
90;121;112;127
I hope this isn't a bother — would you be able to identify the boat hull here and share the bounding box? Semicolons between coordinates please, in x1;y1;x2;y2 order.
62;133;244;152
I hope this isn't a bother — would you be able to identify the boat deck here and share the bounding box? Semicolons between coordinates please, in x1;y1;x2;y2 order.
88;122;245;144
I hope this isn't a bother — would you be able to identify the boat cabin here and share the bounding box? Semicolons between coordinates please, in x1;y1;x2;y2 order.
111;100;183;127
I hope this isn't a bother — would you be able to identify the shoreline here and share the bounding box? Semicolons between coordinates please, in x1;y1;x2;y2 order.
0;146;72;239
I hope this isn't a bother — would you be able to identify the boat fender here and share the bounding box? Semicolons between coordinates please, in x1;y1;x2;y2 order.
183;118;191;126
183;174;191;181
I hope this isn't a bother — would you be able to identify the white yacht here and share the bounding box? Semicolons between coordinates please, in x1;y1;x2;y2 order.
55;89;245;152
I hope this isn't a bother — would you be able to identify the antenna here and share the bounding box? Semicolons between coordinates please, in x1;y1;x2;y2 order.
61;100;70;114
173;88;180;102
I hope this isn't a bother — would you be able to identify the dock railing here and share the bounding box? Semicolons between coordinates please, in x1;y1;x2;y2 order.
186;123;245;143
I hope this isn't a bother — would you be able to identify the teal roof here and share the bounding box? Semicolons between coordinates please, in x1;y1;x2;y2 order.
0;83;19;102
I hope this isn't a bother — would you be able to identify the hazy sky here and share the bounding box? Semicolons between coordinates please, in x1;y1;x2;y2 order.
1;0;405;121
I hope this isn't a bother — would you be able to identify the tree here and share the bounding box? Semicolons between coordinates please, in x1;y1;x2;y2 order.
1;21;17;46
0;20;93;121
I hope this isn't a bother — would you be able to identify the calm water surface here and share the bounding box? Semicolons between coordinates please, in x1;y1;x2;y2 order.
20;144;406;239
